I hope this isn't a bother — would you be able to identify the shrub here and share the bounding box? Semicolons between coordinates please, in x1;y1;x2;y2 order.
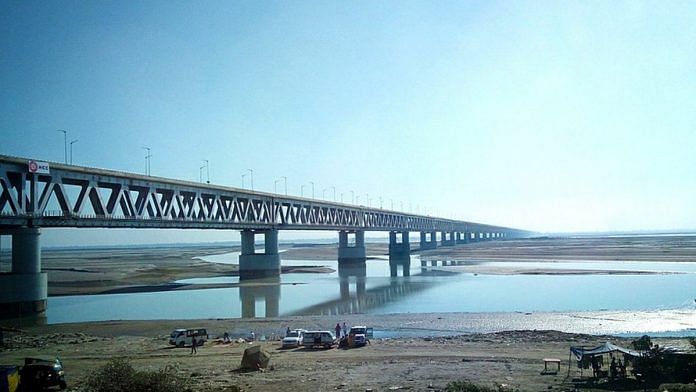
84;358;192;392
445;380;516;392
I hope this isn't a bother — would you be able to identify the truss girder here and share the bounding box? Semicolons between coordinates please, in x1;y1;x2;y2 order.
0;156;528;235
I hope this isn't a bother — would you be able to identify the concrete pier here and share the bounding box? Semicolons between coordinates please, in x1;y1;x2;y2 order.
389;231;410;257
0;228;47;318
456;231;469;244
419;231;437;250
238;229;281;279
441;231;455;246
338;230;366;262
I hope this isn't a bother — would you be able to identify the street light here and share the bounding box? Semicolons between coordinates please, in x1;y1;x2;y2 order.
203;159;210;184
199;165;206;183
281;176;287;195
142;147;152;176
247;169;254;191
310;181;315;199
69;139;78;164
379;197;383;209
274;179;279;194
332;186;336;201
241;174;246;189
56;130;67;164
351;191;355;204
340;193;344;203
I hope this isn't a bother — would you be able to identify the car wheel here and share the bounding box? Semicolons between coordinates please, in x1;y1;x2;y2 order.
177;341;185;348
198;339;204;346
60;381;68;390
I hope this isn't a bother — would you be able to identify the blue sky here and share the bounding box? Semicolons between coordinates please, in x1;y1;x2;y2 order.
1;1;695;246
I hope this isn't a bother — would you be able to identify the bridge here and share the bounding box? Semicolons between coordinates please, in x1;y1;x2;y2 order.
0;154;533;317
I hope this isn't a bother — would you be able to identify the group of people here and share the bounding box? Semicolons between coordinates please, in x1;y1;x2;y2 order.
610;356;627;379
591;355;627;379
335;322;349;339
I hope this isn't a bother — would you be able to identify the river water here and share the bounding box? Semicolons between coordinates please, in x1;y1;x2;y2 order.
45;253;696;336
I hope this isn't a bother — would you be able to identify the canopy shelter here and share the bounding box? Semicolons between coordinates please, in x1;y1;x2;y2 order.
571;342;645;361
568;342;646;378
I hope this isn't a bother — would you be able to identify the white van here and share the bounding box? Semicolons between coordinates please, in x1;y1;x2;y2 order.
169;328;208;348
302;331;336;348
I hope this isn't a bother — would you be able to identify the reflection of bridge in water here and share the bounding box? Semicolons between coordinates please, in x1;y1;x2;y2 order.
283;260;460;317
237;258;469;318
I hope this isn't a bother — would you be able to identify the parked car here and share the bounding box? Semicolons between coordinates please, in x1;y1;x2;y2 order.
281;329;305;349
347;326;373;347
19;357;66;391
302;331;336;349
169;328;208;348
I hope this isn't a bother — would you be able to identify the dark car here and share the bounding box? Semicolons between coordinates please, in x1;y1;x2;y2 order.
19;357;66;391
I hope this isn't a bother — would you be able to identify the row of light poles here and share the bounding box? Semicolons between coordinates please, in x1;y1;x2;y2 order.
56;129;78;164
55;131;432;215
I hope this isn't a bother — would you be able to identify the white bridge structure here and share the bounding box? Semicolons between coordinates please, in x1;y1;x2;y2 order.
0;155;532;317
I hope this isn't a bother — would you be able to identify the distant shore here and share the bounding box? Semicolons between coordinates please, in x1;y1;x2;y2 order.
37;235;696;296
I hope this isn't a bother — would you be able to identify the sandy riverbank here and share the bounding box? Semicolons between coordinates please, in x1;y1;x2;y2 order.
1;315;694;391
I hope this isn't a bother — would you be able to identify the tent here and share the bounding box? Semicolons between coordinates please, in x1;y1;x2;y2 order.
571;342;645;360
240;345;271;370
568;342;646;378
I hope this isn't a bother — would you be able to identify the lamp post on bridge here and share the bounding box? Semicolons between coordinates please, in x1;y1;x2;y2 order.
310;182;315;199
281;176;287;195
274;179;279;194
56;129;68;164
332;186;336;201
340;193;344;203
69;139;78;164
351;191;355;205
247;169;254;191
199;165;206;183
241;174;246;189
142;147;152;176
203;160;210;184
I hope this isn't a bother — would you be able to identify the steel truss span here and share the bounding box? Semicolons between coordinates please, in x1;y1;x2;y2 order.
0;155;529;235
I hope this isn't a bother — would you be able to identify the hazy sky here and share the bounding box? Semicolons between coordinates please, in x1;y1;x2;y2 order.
1;1;695;246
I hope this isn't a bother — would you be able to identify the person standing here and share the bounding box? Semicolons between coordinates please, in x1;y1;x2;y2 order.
335;323;341;339
190;335;197;355
342;322;348;338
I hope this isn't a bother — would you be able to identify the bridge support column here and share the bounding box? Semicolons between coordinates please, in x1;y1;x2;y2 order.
389;231;410;277
338;230;366;263
238;229;281;279
0;228;47;318
441;231;455;246
419;231;437;250
456;232;469;244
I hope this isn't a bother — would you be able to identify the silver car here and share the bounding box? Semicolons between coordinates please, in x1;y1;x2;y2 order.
281;329;305;349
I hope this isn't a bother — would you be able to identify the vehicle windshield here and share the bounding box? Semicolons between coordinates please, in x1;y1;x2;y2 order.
350;328;366;334
286;331;299;338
